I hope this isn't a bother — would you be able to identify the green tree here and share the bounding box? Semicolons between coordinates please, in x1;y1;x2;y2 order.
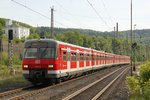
0;52;8;65
140;61;150;82
126;76;141;97
14;38;20;44
143;79;150;99
82;34;94;48
126;61;150;99
27;33;40;39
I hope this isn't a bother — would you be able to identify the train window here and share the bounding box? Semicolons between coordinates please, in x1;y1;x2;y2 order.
24;48;37;58
103;55;107;60
86;54;90;60
100;55;103;60
109;57;111;60
40;48;57;58
99;55;101;60
107;56;109;60
97;55;99;60
71;53;76;61
80;54;84;60
99;55;102;60
63;52;67;61
101;55;103;60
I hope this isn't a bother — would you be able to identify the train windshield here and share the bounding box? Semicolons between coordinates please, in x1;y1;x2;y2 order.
23;47;57;59
24;48;38;58
40;48;56;58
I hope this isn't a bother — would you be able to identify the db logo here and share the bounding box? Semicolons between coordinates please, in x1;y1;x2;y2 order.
35;60;40;64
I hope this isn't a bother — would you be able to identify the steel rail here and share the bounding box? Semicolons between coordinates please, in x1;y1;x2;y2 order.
92;67;129;100
62;67;125;100
0;86;32;99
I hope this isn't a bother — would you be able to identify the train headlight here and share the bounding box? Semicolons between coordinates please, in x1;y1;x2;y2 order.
23;65;28;68
48;65;53;68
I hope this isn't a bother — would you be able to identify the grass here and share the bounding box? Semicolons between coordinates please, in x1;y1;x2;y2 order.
129;95;143;100
0;65;22;80
0;64;29;87
0;75;28;86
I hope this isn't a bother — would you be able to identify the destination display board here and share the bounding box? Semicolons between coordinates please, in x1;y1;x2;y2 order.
31;42;48;47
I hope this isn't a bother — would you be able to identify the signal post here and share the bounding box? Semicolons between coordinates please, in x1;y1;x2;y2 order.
8;29;15;75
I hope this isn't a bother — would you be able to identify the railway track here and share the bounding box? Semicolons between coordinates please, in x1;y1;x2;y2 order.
6;67;111;100
62;66;129;100
28;65;128;100
0;65;128;100
0;84;49;100
0;86;33;100
0;68;101;100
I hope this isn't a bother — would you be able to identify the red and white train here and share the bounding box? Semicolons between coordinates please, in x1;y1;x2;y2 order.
22;39;130;84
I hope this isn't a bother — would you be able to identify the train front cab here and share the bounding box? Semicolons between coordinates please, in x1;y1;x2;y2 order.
22;39;59;84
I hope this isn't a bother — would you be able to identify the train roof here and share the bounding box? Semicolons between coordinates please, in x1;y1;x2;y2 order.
24;39;94;51
24;39;129;57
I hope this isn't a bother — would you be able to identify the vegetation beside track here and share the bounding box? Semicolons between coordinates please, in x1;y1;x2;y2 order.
0;75;28;86
0;40;30;89
126;60;150;100
0;64;21;80
0;64;30;92
0;52;27;87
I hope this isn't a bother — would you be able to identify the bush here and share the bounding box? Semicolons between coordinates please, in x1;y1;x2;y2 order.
14;38;20;44
0;52;21;65
140;62;150;82
13;54;21;65
0;52;8;65
0;65;10;80
21;37;26;43
27;33;40;39
143;79;150;100
126;76;140;96
126;61;150;99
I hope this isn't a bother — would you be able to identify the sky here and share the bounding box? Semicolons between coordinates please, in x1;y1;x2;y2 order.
0;0;150;32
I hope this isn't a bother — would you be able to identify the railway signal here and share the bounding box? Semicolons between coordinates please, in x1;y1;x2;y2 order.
8;29;15;75
132;42;137;48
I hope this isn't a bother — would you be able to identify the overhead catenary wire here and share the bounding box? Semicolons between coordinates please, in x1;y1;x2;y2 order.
54;0;96;19
99;0;115;25
86;0;111;30
54;0;97;30
11;0;68;28
54;0;74;17
11;0;113;31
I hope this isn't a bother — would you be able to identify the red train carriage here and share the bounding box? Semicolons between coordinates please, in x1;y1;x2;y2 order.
22;39;130;84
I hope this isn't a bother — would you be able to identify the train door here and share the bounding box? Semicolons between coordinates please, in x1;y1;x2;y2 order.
100;53;102;65
84;51;86;68
92;51;95;66
104;53;106;64
94;54;96;66
61;49;67;70
67;48;71;72
77;50;79;70
113;55;115;64
89;51;92;67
